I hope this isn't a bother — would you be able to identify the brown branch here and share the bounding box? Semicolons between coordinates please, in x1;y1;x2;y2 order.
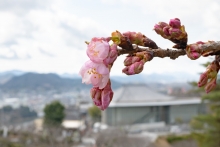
117;41;220;60
200;41;220;56
117;45;186;60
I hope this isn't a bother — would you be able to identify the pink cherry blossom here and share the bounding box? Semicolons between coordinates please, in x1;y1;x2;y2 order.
87;37;110;63
79;60;109;89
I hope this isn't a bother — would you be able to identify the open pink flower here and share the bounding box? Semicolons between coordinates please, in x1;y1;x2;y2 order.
79;60;109;89
87;37;110;63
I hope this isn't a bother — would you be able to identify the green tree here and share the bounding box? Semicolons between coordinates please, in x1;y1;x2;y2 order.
43;101;65;126
191;62;220;147
88;105;101;122
2;105;13;112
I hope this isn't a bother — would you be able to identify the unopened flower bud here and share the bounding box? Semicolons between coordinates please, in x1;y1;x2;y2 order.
207;61;220;78
198;72;209;87
159;22;169;28
136;51;153;62
103;44;118;65
186;42;203;60
124;56;133;66
111;31;123;45
132;56;142;63
123;61;145;75
169;18;181;28
154;24;163;34
133;61;144;74
100;82;113;110
163;26;171;37
169;28;182;38
205;77;217;93
90;87;102;106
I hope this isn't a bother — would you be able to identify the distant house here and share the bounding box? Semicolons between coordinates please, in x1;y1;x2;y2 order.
102;84;205;126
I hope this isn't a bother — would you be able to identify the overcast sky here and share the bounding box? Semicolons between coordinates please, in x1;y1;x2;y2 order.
0;0;219;76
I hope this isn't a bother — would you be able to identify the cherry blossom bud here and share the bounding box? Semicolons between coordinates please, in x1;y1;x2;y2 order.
154;24;163;34
154;22;169;35
169;18;181;28
154;18;188;47
103;44;118;65
124;56;133;66
187;52;201;60
136;51;153;62
131;56;142;63
163;26;171;37
99;82;113;110
207;61;220;78
198;72;209;87
111;31;123;45
186;42;203;60
133;61;144;74
205;77;217;93
90;87;102;106
123;61;145;75
90;81;114;110
123;31;137;43
169;28;182;38
159;22;169;28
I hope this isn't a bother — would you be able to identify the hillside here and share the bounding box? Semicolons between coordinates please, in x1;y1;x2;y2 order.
0;72;122;92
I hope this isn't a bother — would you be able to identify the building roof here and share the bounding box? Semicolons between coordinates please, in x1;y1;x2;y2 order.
109;84;201;107
62;120;85;129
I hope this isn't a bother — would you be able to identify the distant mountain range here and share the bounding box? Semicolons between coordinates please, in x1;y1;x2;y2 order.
0;72;122;92
0;70;199;93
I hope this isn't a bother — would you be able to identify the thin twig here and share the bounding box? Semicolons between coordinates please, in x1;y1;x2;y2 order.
117;45;186;60
117;41;220;60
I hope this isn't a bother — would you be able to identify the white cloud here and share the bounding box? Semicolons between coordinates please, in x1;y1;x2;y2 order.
0;0;219;77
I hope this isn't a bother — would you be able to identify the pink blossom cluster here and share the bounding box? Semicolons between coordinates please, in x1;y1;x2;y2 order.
198;60;220;93
154;18;187;40
79;37;118;110
122;51;153;75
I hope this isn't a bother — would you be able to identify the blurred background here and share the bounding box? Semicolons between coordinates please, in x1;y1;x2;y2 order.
0;0;220;147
